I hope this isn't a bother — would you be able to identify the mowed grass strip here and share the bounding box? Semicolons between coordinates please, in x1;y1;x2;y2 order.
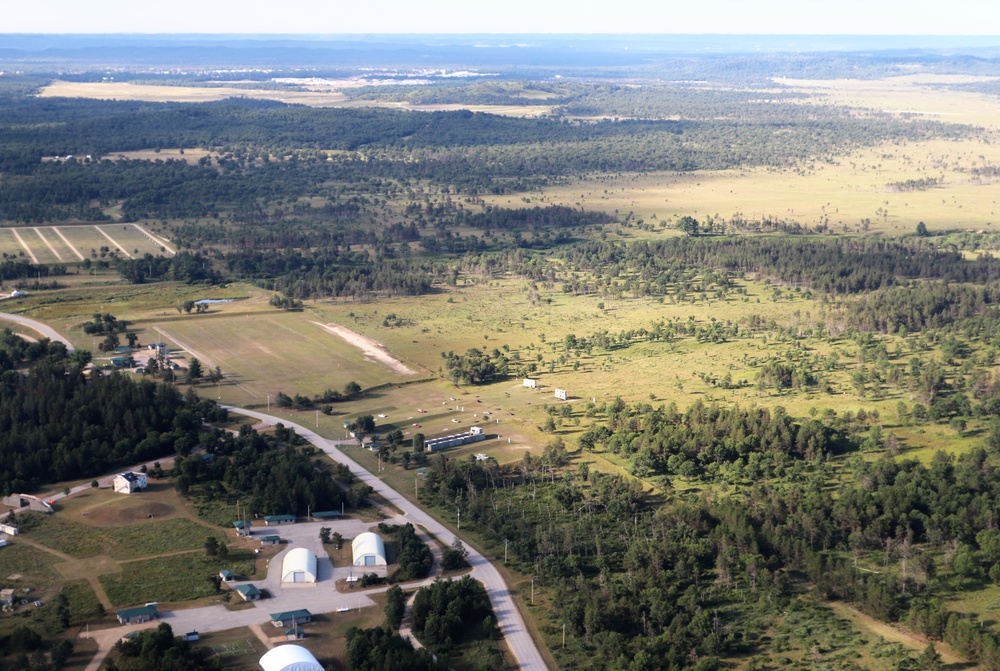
56;225;128;260
99;551;255;607
96;224;167;257
20;513;215;560
0;227;28;258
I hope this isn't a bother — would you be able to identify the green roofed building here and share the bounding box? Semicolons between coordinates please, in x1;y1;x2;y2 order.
264;514;296;526
270;608;312;627
116;605;156;625
312;510;341;520
235;584;262;601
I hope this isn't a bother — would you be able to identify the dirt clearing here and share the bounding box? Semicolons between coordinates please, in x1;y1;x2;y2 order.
311;321;416;376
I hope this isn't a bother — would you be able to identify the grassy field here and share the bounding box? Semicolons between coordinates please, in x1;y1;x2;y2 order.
100;550;255;608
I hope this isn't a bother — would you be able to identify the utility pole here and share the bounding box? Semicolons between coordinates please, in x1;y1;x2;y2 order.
531;577;534;605
266;393;270;413
457;508;461;530
504;539;508;564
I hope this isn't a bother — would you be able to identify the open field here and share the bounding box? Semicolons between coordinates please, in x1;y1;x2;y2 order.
99;551;255;608
491;136;1000;237
38;81;554;117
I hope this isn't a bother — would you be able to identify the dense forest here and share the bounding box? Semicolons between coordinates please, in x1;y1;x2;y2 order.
171;422;360;516
0;358;225;494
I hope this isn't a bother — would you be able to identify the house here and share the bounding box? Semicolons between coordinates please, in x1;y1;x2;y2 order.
113;472;147;494
554;388;568;400
260;535;281;546
235;584;261;602
219;569;235;582
233;520;252;537
116;605;156;625
264;514;296;526
311;511;341;521
523;378;538;388
285;626;305;640
269;608;312;628
0;588;14;606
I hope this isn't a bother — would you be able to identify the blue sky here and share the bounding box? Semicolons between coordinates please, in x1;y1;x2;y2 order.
6;0;999;35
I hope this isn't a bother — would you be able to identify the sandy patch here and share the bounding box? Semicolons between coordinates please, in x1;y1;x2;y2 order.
311;321;416;376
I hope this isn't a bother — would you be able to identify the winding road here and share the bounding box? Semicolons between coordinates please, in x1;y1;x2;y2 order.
226;406;548;671
0;311;75;351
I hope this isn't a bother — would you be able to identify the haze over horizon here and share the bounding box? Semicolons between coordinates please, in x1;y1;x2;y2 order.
6;0;1000;37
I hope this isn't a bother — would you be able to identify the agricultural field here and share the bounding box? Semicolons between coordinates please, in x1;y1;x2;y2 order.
0;224;169;267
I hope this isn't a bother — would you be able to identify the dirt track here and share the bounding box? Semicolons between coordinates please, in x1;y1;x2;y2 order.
311;321;416;375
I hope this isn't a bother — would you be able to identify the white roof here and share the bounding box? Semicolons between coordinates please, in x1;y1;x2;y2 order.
259;644;323;671
280;547;317;583
351;532;387;566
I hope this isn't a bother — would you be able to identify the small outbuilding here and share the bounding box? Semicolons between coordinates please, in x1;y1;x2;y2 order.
260;535;281;546
233;520;252;537
235;584;262;602
219;570;235;582
284;626;305;640
259;644;323;671
0;588;14;606
281;548;317;584
352;532;387;567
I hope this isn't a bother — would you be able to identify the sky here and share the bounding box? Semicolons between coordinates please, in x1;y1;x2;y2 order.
5;0;1000;35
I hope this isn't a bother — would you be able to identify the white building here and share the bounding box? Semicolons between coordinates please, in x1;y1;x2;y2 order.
352;532;387;567
113;472;147;494
523;378;537;388
554;388;568;401
259;644;323;671
280;547;317;584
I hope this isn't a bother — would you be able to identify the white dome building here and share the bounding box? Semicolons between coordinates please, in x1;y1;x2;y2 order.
352;532;387;567
281;547;317;584
259;644;323;671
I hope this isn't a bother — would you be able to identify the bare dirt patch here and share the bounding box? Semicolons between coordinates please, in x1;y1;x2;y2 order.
311;321;416;376
84;501;177;527
54;555;121;580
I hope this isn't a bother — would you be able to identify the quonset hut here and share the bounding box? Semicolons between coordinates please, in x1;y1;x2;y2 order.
280;548;317;584
259;644;323;671
351;532;387;567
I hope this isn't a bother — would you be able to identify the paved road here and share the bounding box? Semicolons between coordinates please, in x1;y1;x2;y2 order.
0;311;75;351
228;407;548;671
